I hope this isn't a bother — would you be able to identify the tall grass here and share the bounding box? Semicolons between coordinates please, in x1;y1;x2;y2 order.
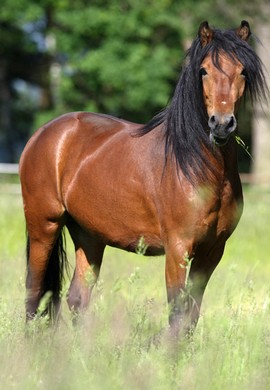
0;186;270;389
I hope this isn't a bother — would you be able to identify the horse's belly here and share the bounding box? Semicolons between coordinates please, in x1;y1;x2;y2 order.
64;168;164;253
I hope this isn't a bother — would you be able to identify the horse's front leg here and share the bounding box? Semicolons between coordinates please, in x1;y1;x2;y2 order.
165;242;196;338
165;240;226;338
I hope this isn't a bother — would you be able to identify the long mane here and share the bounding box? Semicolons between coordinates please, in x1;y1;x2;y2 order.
138;26;268;182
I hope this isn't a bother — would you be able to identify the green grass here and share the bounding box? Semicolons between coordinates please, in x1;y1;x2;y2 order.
1;186;270;389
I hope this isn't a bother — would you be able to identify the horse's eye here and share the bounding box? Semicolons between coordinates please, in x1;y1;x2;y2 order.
199;68;208;78
241;69;247;78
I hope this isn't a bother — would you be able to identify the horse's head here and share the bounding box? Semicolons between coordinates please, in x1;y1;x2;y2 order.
199;21;250;146
140;20;267;181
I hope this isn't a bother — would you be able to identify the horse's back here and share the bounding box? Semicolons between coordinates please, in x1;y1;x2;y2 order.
19;112;139;220
20;111;136;162
20;112;137;185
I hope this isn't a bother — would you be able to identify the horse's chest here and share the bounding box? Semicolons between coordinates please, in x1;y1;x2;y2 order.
196;181;242;240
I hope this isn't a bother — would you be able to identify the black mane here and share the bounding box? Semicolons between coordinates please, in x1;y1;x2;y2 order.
138;25;268;182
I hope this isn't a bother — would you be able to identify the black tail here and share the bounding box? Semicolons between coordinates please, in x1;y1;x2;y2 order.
26;228;68;322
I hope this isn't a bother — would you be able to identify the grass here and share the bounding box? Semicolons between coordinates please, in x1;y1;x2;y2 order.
1;186;270;389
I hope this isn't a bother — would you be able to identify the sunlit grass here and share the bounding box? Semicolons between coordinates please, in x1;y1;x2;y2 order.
0;185;270;389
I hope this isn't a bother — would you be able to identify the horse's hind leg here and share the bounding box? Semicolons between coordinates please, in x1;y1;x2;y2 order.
26;220;64;321
67;222;105;317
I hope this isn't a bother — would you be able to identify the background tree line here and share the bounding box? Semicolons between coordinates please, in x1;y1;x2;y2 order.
0;0;269;179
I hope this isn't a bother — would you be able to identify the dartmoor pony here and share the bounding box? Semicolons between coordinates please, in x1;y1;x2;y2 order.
20;21;267;335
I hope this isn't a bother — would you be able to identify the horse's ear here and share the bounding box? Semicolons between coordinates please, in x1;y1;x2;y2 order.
198;21;214;47
236;20;251;41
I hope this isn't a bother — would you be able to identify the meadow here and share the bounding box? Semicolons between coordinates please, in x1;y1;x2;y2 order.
0;184;270;389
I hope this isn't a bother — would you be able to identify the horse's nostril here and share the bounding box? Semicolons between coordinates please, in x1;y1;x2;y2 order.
209;115;218;130
227;116;235;129
224;115;237;133
209;115;216;124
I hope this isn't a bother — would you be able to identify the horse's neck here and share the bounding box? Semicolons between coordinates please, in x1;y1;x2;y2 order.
193;138;240;189
213;139;243;204
220;138;239;177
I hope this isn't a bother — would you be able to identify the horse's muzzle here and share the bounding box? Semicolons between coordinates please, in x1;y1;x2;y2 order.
208;114;237;146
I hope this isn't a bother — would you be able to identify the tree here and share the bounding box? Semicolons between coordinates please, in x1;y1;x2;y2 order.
0;1;53;161
51;1;187;122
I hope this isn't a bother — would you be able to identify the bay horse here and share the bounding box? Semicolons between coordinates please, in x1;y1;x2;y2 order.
20;21;267;336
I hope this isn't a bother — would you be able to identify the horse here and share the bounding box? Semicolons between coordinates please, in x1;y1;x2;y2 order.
19;21;267;336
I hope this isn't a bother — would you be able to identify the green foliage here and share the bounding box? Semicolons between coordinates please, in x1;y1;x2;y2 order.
52;1;185;121
235;135;253;160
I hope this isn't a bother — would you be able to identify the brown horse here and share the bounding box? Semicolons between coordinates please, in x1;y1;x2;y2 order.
20;21;267;335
